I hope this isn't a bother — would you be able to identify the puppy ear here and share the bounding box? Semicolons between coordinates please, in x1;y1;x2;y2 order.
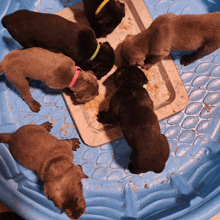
142;73;148;84
73;91;78;98
101;41;111;47
44;183;65;210
76;165;89;179
137;68;148;84
119;1;125;10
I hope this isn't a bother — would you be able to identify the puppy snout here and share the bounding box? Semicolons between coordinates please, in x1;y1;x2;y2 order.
66;206;85;219
120;2;125;9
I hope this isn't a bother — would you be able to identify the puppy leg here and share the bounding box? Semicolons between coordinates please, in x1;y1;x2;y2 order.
57;138;80;151
143;52;170;70
97;110;119;124
40;122;53;132
98;96;120;124
181;41;219;66
128;162;138;174
69;138;80;151
6;74;41;112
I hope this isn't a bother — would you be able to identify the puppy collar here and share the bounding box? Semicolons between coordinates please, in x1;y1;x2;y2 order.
95;0;110;15
69;66;80;87
89;43;101;61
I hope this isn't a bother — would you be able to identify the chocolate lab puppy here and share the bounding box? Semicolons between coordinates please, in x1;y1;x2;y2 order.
97;66;170;174
0;122;88;219
0;47;99;112
121;12;220;69
2;10;115;79
83;0;125;37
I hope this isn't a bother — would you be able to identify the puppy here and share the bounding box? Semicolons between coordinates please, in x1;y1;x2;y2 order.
121;13;220;69
97;66;170;174
83;0;125;38
0;47;99;112
2;10;115;79
0;122;88;219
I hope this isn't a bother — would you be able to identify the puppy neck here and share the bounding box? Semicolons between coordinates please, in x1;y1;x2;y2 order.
116;79;145;89
89;43;101;61
41;156;73;182
95;0;110;15
69;66;80;87
69;68;86;90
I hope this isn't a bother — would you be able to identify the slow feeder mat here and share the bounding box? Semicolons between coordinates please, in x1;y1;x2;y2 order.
58;0;189;146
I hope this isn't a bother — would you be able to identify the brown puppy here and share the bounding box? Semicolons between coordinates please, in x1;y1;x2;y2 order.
0;122;88;219
0;47;99;112
83;0;125;38
121;12;220;69
2;10;115;79
97;66;170;174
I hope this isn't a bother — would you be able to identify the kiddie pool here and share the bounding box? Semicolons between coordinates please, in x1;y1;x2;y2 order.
1;0;220;219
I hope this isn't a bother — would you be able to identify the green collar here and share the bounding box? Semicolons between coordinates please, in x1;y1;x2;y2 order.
89;43;101;61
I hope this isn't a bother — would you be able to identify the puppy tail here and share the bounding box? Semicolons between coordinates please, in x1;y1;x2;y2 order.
0;133;11;143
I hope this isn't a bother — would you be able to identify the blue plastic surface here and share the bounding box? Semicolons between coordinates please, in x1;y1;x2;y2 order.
1;0;220;219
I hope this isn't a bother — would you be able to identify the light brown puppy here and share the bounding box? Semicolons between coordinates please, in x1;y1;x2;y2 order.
121;12;220;69
0;47;99;112
0;122;88;219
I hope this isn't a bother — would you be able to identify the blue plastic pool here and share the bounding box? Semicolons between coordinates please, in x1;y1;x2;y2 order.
1;0;220;219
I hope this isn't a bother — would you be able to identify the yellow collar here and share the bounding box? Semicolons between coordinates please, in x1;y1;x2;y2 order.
89;43;101;60
95;0;110;15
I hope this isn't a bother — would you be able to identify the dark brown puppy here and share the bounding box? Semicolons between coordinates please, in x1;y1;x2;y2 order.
97;65;170;174
2;10;115;79
83;0;125;38
121;13;220;69
0;122;88;219
0;47;99;112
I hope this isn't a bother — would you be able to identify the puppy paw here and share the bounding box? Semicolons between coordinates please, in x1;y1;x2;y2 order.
180;55;193;66
70;138;81;151
128;162;136;173
97;111;108;124
30;100;41;112
128;162;142;174
142;63;153;70
41;122;53;132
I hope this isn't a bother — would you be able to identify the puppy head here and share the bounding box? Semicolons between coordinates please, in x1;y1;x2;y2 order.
129;134;170;174
69;67;99;104
89;42;115;79
96;0;125;36
111;65;148;88
121;34;146;66
44;165;88;219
